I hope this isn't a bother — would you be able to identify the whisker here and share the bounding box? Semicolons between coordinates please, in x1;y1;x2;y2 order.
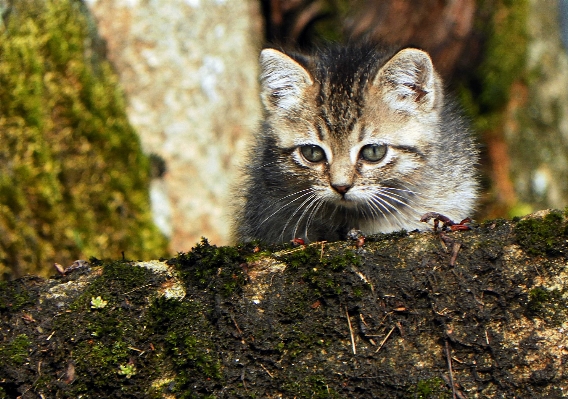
292;195;322;240
369;194;407;228
258;189;313;226
376;189;421;215
304;197;326;239
380;186;419;194
278;193;317;241
253;160;282;170
378;187;422;207
366;196;389;222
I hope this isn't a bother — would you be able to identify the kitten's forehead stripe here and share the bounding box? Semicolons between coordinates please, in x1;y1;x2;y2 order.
315;123;325;141
320;107;334;137
305;45;392;139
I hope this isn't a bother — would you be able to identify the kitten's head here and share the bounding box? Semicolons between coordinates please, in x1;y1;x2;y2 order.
259;45;444;218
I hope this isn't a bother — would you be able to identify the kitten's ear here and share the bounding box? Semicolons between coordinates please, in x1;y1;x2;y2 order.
373;48;439;113
259;49;313;112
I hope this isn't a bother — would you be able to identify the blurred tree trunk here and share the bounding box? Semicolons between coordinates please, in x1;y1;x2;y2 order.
344;0;478;78
84;0;263;249
504;0;568;213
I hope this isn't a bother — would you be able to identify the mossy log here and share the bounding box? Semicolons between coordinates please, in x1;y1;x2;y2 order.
1;210;567;398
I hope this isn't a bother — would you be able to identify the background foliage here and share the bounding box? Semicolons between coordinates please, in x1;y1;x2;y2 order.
0;0;168;279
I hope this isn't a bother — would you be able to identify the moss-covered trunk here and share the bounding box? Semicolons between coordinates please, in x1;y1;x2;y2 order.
1;210;567;398
0;0;168;279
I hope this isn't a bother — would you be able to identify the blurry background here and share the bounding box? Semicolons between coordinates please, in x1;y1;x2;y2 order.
1;0;567;279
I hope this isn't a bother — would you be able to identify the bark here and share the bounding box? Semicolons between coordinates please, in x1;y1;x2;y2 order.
84;0;263;248
506;0;568;211
1;210;567;398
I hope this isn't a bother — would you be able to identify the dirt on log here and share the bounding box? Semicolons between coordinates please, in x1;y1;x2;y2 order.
1;210;567;398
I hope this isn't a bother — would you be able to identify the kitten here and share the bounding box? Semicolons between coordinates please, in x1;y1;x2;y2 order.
234;44;478;243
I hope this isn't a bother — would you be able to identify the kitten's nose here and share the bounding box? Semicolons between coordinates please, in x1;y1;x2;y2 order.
331;184;352;195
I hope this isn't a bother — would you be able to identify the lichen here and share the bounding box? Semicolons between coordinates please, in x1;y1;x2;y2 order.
117;363;137;379
0;0;168;279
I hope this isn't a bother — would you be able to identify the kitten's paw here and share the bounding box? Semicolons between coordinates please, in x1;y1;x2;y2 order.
420;212;472;232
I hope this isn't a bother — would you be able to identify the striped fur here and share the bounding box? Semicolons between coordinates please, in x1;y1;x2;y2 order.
234;44;478;243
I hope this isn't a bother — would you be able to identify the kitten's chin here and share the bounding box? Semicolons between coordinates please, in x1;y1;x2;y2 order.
332;197;359;209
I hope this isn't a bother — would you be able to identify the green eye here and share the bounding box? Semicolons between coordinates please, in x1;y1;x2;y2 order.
300;145;326;163
360;144;387;162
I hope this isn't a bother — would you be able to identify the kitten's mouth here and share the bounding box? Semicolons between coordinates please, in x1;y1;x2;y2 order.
334;196;358;208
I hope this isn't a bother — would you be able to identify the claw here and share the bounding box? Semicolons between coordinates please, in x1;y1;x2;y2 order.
420;212;472;232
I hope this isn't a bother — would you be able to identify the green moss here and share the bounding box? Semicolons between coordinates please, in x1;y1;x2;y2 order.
0;0;168;279
459;0;529;132
526;286;568;325
514;210;568;256
73;340;131;389
0;280;32;311
146;297;222;396
0;334;32;367
173;238;247;296
69;260;154;311
45;261;163;394
283;375;340;399
279;245;366;299
366;230;409;242
408;377;451;399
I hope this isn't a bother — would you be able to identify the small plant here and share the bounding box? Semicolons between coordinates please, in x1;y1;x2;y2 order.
118;363;136;378
90;296;108;309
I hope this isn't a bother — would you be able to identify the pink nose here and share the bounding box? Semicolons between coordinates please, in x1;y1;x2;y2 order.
331;184;351;195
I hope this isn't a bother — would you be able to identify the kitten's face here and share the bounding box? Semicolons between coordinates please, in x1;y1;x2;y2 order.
260;47;442;214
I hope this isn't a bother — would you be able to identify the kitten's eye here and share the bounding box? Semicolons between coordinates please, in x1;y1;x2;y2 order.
360;144;387;162
300;145;326;163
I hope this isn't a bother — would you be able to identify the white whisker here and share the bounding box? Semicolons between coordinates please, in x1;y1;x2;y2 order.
253;160;282;170
366;196;389;221
292;195;322;239
376;189;421;215
259;189;313;226
304;197;326;238
278;193;317;241
369;194;407;228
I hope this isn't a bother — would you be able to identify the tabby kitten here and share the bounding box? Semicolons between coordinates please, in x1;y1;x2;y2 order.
234;44;478;243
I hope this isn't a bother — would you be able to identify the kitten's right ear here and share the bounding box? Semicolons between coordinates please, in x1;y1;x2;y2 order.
259;49;313;112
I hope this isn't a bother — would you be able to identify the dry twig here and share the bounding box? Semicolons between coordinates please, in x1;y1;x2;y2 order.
345;306;356;355
445;340;457;399
375;326;395;353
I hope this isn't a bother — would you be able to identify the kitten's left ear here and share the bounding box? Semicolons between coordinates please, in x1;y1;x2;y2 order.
373;48;440;113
